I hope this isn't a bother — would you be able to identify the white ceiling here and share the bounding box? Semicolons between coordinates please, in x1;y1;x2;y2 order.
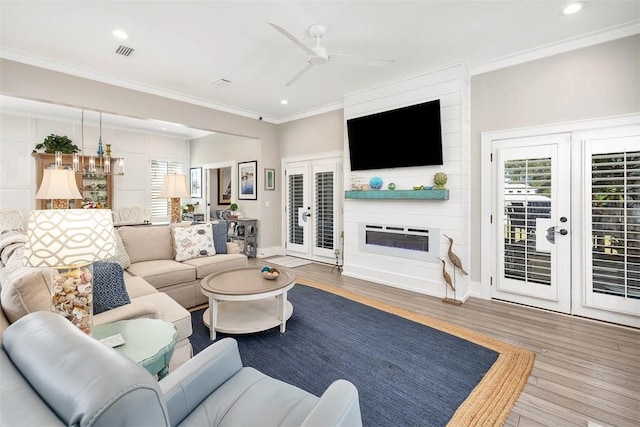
1;1;639;129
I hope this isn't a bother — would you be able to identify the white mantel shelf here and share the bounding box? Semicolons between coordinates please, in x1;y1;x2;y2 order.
344;189;449;200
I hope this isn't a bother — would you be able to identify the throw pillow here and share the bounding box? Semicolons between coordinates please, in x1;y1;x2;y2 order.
92;261;131;315
103;231;131;270
211;221;228;254
173;223;216;262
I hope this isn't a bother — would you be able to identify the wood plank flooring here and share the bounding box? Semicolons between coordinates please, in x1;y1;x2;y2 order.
251;258;640;427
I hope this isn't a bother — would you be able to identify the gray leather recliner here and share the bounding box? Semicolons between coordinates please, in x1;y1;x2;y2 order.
0;311;362;427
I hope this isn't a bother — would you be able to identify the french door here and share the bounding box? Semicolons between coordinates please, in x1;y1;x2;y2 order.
492;134;572;313
284;157;341;262
491;125;640;327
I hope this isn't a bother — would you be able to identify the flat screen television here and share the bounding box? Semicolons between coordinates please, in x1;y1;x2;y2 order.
346;99;443;171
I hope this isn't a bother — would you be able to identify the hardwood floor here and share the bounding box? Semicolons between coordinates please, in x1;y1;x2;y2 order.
250;258;640;427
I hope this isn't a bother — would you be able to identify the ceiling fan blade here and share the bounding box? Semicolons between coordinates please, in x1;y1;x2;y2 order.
329;53;395;66
286;63;314;87
269;23;316;56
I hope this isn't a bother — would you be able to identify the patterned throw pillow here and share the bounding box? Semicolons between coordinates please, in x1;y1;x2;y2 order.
103;230;131;270
211;222;228;254
92;261;131;315
173;223;216;262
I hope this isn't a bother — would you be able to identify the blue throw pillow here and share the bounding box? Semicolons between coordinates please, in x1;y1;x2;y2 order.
92;261;131;315
211;222;228;254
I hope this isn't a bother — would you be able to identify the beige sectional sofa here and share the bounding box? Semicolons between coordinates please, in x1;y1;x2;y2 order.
117;222;248;309
0;232;193;371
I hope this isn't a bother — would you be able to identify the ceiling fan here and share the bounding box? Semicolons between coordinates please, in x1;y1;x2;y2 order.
269;23;394;87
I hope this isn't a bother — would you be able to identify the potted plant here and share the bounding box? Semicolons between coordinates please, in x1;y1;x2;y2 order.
33;134;80;154
228;203;239;219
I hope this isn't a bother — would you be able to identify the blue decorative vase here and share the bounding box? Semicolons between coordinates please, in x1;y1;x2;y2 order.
369;176;383;190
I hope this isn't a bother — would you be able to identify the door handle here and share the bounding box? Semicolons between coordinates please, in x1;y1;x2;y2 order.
545;226;568;243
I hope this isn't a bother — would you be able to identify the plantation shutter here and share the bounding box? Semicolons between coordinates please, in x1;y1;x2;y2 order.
314;170;334;250
502;157;552;285
590;150;640;299
288;172;304;245
150;160;183;221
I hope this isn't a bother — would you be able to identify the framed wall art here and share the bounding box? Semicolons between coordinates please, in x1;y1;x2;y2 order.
264;168;275;191
217;167;232;205
238;160;257;200
190;167;202;198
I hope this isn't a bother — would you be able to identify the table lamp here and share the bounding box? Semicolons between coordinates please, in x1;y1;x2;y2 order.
23;209;116;334
36;168;82;209
158;173;190;223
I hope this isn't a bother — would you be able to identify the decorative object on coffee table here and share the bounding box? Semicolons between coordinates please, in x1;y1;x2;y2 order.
23;209;116;334
369;176;383;190
433;172;448;189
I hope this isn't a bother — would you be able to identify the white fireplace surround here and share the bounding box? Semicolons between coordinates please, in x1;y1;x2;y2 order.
359;223;440;261
342;62;470;300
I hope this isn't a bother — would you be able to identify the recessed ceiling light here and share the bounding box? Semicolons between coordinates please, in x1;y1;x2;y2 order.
281;99;289;105
113;29;129;40
561;2;584;15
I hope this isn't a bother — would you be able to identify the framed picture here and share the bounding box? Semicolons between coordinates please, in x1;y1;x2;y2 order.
217;167;232;205
264;168;275;191
238;160;257;200
190;167;202;198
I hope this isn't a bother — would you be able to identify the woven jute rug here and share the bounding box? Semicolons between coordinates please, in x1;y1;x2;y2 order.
296;278;535;427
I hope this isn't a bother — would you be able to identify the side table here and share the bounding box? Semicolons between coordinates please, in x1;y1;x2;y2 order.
93;318;178;379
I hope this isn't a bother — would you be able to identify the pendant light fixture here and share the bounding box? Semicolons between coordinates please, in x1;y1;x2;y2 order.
87;111;96;174
98;112;111;174
73;110;84;173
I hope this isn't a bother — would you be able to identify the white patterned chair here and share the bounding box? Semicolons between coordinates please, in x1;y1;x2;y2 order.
113;206;150;225
0;209;24;234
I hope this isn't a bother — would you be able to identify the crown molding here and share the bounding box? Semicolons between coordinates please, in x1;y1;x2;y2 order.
470;20;640;76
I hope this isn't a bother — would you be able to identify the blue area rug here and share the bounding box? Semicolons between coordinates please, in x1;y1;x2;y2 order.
190;284;499;427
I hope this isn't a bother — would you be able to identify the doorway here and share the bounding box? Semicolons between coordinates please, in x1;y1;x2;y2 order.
283;153;342;263
483;118;639;327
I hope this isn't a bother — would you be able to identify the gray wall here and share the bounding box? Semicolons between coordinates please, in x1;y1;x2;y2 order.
277;110;344;158
469;35;640;281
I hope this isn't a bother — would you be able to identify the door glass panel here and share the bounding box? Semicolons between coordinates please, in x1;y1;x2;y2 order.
591;151;640;299
503;158;552;285
288;172;304;245
314;171;334;250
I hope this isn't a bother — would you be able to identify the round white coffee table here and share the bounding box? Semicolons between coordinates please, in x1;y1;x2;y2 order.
200;267;295;340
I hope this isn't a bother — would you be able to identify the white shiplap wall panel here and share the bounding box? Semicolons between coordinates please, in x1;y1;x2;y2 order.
343;61;471;300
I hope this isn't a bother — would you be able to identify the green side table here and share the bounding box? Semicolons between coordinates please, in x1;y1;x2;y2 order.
93;318;178;379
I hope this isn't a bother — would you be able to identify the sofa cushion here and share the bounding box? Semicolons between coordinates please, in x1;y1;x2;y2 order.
127;260;196;289
92;261;131;315
124;276;159;299
133;292;192;342
103;231;131;269
0;249;51;323
173;224;216;262
183;254;248;279
118;225;173;264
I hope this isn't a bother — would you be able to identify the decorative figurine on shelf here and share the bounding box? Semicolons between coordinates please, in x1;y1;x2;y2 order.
369;176;383;190
433;172;448;189
387;182;396;190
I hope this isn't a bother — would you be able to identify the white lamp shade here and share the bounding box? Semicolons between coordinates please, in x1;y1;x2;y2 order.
23;209;116;267
36;169;82;200
158;174;190;198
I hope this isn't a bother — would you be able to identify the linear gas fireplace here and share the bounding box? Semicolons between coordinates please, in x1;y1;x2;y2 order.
359;223;440;261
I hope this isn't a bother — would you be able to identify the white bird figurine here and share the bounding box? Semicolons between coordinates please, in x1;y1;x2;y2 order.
438;257;455;292
443;234;468;276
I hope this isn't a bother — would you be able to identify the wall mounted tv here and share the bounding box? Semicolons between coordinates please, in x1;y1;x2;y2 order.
346;99;443;171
